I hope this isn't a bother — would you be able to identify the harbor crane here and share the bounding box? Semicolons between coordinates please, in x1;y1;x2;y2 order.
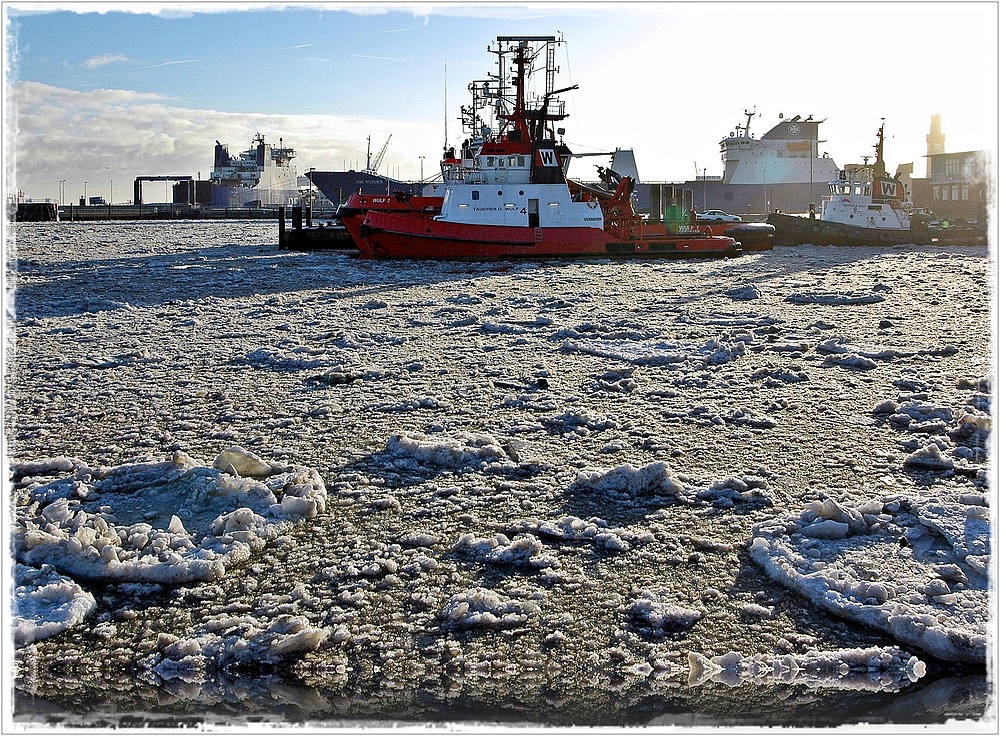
366;135;392;174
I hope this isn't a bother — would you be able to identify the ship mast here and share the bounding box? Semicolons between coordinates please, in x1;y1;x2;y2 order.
872;119;887;179
489;35;571;144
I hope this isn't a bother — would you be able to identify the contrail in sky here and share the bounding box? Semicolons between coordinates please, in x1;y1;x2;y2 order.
345;53;405;62
135;59;204;70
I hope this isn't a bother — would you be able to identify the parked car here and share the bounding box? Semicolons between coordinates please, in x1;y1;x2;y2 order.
696;209;742;222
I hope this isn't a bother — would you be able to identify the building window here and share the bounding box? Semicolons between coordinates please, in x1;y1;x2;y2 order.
962;185;969;200
952;186;959;200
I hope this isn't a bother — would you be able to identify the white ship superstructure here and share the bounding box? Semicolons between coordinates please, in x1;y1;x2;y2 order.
720;111;840;185
211;133;299;207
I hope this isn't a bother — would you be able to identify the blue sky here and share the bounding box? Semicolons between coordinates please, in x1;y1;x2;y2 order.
6;2;997;203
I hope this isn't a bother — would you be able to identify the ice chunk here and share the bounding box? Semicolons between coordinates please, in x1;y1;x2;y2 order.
575;461;685;496
212;446;275;478
13;563;96;645
749;497;988;663
15;455;327;585
438;587;541;630
627;590;702;633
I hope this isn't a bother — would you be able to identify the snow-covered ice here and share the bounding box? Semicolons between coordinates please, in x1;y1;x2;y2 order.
5;221;993;727
14;447;327;588
13;563;95;645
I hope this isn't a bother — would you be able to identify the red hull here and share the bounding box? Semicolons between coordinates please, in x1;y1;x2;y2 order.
357;210;741;261
339;192;442;251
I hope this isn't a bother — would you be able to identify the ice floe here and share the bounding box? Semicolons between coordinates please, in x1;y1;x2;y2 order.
12;447;327;641
748;495;989;663
13;563;96;645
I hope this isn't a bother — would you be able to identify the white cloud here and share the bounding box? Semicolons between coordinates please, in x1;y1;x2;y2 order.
7;81;440;202
84;54;132;69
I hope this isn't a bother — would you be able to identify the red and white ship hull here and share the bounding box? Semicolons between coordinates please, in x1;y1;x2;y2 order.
357;210;741;261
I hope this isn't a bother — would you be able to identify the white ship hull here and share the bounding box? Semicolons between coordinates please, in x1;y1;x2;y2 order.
210;133;299;208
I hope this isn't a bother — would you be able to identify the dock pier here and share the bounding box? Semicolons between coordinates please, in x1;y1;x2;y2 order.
277;205;354;251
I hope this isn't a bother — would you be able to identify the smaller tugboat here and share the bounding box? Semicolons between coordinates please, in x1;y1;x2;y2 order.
768;122;929;246
350;35;739;261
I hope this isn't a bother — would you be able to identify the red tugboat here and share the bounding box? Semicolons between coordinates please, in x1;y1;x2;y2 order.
338;192;441;249
351;35;740;261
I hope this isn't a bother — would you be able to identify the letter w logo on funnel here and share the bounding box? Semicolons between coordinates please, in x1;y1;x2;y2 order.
536;149;559;167
880;181;897;197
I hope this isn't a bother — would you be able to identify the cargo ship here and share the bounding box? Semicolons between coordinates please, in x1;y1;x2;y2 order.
659;110;842;216
305;170;426;207
210;133;300;208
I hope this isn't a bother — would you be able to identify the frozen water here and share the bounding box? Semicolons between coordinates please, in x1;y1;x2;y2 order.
13;563;96;645
15;447;327;589
6;222;993;727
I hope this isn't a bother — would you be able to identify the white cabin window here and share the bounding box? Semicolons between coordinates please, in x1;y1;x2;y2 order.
518;156;526;166
487;157;494;167
472;190;480;200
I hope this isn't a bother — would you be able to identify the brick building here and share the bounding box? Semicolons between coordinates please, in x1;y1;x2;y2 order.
901;115;991;224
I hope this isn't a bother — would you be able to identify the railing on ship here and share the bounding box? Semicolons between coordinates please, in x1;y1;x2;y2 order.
442;163;489;185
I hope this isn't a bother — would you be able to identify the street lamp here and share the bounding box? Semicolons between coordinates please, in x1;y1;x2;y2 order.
419;155;425;183
308;167;314;207
762;169;767;214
